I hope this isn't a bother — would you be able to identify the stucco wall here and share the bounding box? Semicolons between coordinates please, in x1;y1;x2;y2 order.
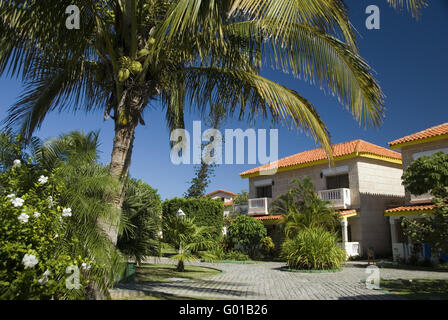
358;194;405;257
348;216;362;243
248;158;362;207
356;158;405;197
248;157;404;206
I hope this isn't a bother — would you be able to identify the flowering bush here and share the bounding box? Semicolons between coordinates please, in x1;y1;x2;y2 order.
0;161;96;299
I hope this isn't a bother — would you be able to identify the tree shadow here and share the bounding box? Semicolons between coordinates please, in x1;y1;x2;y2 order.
116;280;256;298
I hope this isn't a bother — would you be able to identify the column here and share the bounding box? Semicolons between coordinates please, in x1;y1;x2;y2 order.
341;217;348;243
389;217;400;262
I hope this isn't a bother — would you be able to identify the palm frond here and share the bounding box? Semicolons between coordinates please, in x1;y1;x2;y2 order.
227;20;385;127
183;66;332;156
387;0;427;18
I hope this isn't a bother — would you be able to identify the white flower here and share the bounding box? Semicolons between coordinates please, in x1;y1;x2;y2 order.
38;175;48;184
62;208;72;217
18;212;29;223
81;263;91;270
12;159;21;168
22;254;38;268
47;196;54;208
53;234;59;239
43;269;51;277
10;197;25;207
33;212;41;218
7;194;16;199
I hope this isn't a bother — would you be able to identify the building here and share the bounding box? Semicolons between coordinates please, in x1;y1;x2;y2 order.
240;139;405;257
203;189;237;217
385;122;448;262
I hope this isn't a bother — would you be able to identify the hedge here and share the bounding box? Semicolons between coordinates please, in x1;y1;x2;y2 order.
162;198;224;240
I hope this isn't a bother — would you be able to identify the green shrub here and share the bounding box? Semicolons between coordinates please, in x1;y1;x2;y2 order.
261;236;275;256
281;227;346;270
201;246;250;262
162;198;224;240
224;250;250;261
0;162;98;299
228;215;267;258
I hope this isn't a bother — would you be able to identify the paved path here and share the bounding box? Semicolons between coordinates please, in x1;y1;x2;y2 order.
114;258;448;300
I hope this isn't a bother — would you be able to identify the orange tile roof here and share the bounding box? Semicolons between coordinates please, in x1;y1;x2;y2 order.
224;201;234;206
385;205;435;214
252;211;355;220
389;122;448;148
253;215;283;221
339;209;358;217
240;139;401;177
203;189;237;198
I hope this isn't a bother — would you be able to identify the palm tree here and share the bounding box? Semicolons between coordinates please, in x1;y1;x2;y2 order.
118;178;162;265
162;215;216;272
0;0;425;243
36;131;126;298
272;177;338;238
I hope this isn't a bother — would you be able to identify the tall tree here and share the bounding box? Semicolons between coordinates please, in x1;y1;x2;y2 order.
0;0;424;243
185;104;226;198
401;152;448;255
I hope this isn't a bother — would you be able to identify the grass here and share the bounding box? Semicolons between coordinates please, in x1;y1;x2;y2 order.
381;279;448;300
377;261;448;272
115;263;223;300
133;264;221;283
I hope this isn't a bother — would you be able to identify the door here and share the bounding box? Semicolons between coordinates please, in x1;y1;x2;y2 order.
326;174;349;190
256;185;272;198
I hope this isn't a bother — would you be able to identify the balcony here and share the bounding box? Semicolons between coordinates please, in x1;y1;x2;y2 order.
248;197;272;216
318;188;351;209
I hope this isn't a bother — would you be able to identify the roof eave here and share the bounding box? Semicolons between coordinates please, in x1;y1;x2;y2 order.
240;153;401;179
389;133;448;150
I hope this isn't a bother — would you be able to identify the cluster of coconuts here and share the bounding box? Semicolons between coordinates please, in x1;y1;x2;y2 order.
117;38;156;82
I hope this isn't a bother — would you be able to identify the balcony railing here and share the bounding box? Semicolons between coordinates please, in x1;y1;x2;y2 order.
248;197;272;216
337;242;361;257
318;188;351;209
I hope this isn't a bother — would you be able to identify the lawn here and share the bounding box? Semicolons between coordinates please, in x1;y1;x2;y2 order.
134;264;221;283
376;261;448;272
115;263;223;300
381;279;448;300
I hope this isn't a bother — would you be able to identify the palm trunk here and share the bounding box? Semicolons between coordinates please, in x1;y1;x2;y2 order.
176;260;185;272
103;121;136;244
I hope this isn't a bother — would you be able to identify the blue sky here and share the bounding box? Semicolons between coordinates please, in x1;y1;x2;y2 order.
0;0;447;200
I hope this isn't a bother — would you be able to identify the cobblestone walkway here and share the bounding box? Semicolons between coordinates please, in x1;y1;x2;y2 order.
114;257;448;300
